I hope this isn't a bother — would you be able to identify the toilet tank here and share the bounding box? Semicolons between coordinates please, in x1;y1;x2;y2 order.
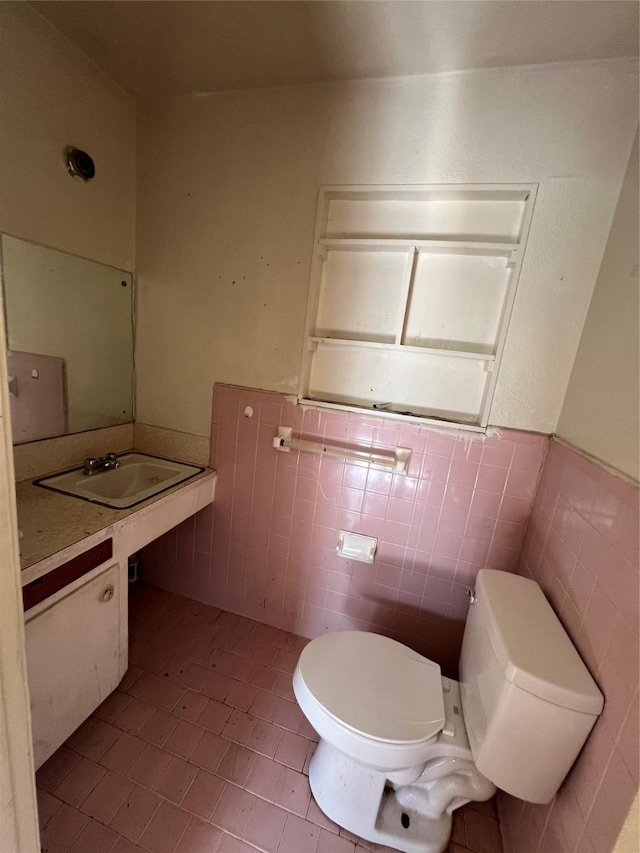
459;570;603;804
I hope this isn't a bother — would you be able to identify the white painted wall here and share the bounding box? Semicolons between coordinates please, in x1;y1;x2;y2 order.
135;59;638;437
557;133;639;481
0;3;135;271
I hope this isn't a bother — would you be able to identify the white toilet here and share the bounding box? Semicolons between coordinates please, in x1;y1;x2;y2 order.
293;570;604;853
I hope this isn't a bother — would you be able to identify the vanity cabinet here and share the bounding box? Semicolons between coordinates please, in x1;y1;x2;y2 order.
18;462;216;770
300;185;537;429
24;559;127;769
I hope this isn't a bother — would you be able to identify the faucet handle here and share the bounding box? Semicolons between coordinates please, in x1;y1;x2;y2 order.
83;457;99;475
104;452;120;469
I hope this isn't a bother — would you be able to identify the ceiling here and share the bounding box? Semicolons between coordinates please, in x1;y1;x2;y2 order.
32;1;639;98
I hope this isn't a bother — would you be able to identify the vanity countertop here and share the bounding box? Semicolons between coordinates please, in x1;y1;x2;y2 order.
16;468;216;576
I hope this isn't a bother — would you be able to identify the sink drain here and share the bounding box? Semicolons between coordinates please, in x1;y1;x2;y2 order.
401;812;410;829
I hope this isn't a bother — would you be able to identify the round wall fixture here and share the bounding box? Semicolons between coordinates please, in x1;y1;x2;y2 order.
64;147;95;181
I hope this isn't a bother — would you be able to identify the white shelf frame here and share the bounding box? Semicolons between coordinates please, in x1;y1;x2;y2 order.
298;397;487;433
307;336;496;362
318;238;521;257
299;183;537;431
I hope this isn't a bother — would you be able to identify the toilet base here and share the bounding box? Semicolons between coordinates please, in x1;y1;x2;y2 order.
308;740;453;853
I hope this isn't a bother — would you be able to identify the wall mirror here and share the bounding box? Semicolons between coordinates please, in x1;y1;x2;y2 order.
1;235;134;444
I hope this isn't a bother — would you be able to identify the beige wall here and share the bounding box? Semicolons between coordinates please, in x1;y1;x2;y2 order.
135;60;638;438
0;3;135;271
557;133;639;481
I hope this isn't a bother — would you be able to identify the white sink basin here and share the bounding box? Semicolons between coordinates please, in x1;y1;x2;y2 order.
35;453;205;509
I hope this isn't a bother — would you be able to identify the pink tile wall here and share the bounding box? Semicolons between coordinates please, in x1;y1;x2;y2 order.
498;439;639;853
142;384;546;676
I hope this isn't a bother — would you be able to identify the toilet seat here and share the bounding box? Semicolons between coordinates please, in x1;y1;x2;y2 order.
296;631;445;744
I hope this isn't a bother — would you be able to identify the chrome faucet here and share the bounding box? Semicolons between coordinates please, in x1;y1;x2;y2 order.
83;452;120;476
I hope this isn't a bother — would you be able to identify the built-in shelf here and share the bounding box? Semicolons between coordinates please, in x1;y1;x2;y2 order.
318;238;521;257
308;336;496;361
298;398;487;433
300;183;537;429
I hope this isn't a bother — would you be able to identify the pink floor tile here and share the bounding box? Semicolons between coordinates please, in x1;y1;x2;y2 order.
462;808;502;853
150;678;186;712
197;697;233;733
245;755;286;802
79;771;133;823
243;798;288;853
164;720;204;760
37;788;62;828
218;743;258;787
119;664;143;692
226;681;259;712
222;709;258;745
129;670;164;703
203;670;236;702
109;784;162;843
248;689;280;722
65;717;120;762
318;827;356;853
228;655;258;684
67;818;120;853
191;729;230;774
153;755;199;805
274;730;309;771
181;768;227;821
271;672;295;702
115;696;157;734
127;743;172;788
273;698;305;733
174;816;223;853
94;690;134;725
251;664;279;692
174;688;209;722
275;767;312;817
138;645;172;675
138;708;179;746
305;797;340;834
251;646;278;668
211;783;258;836
277;812;321;853
37;747;81;794
53;756;106;809
100;732;146;775
111;837;147;853
139;800;191;853
246;719;283;758
217;833;260;852
39;802;89;853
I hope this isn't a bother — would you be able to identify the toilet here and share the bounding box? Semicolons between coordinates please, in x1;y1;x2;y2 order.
293;570;604;853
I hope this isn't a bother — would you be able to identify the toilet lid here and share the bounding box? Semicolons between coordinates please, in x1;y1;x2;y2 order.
297;631;445;743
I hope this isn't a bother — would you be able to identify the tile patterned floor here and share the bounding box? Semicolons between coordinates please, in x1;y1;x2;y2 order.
36;582;503;853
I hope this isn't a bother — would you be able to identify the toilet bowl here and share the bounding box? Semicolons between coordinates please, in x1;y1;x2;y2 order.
293;570;605;853
294;631;495;853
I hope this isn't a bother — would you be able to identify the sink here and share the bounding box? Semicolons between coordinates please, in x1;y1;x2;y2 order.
35;452;205;509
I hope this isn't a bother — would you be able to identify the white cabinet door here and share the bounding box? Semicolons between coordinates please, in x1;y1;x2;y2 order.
25;562;123;769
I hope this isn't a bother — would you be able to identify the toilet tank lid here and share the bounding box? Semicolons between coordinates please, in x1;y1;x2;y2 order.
477;571;604;715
